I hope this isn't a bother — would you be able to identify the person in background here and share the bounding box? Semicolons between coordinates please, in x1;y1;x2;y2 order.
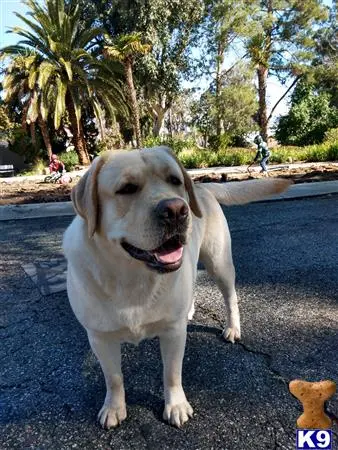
49;154;65;174
253;135;271;174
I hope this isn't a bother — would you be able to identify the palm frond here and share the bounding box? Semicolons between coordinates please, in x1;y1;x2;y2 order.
28;64;38;89
38;61;55;88
92;97;105;139
27;91;39;122
54;76;67;129
60;57;73;81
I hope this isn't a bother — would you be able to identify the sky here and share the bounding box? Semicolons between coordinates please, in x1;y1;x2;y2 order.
0;0;334;126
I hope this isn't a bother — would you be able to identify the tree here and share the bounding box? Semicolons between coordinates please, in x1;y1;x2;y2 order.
191;92;215;147
138;0;205;137
80;0;205;138
1;0;127;165
244;0;328;140
275;2;338;146
192;64;258;147
2;51;53;158
310;2;338;108
104;33;151;147
275;80;338;145
203;0;256;137
216;67;258;140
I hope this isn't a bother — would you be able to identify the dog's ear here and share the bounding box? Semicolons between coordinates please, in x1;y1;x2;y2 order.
71;155;106;238
161;146;202;218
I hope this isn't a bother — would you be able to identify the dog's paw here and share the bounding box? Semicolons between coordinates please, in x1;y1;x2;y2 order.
223;326;241;343
163;401;194;428
98;403;127;429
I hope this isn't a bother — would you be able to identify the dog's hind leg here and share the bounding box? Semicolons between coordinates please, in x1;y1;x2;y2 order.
199;210;241;343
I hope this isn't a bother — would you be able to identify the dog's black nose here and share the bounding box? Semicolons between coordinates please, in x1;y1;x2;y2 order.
155;198;189;224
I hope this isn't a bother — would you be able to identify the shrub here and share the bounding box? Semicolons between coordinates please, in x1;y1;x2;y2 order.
58;150;79;171
143;135;163;148
208;134;232;151
17;159;46;176
176;142;338;169
304;142;338;162
324;128;338;144
326;143;338;161
8;127;45;164
163;136;198;155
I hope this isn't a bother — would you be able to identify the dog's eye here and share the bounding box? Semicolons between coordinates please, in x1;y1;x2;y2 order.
168;175;182;186
116;183;139;194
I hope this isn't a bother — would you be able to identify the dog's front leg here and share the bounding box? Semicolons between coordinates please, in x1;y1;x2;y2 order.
87;330;126;429
159;323;193;427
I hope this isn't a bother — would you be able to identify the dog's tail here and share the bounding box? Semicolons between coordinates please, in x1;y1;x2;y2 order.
202;179;292;206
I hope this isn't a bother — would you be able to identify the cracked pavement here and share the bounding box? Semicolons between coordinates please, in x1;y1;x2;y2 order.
0;196;337;449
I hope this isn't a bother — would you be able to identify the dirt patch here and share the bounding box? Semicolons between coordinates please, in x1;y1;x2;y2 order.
192;164;338;184
1;164;338;205
0;179;77;206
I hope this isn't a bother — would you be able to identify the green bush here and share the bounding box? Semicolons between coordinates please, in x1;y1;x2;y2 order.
17;159;47;176
275;81;338;146
176;142;338;169
326;143;338;160
8;127;45;164
208;134;232;151
58;150;79;171
143;135;198;155
163;136;198;155
143;135;163;148
178;147;255;168
304;142;338;162
324;128;338;144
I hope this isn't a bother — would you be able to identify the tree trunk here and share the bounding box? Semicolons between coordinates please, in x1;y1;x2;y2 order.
65;91;90;165
124;58;142;148
257;0;273;142
168;108;173;139
22;104;28;133
257;65;268;141
30;122;37;149
38;115;52;160
215;39;225;137
152;108;166;137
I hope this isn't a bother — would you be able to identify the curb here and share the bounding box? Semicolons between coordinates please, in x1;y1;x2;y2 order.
1;180;338;221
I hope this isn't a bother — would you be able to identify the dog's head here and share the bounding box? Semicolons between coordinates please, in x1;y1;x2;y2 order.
71;146;202;273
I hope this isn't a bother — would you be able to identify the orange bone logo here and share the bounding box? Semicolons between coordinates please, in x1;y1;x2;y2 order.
289;379;336;429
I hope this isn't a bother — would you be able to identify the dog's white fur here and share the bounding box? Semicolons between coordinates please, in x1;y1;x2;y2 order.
63;146;291;428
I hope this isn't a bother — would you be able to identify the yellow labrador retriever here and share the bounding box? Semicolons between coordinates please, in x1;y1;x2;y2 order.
63;146;291;429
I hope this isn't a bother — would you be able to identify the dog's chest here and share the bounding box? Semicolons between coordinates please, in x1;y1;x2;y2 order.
71;269;189;337
114;311;171;344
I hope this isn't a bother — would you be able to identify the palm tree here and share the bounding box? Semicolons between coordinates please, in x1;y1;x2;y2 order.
1;0;127;165
2;50;53;158
104;33;151;148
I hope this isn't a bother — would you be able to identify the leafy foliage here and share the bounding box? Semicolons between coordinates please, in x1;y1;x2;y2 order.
243;0;328;138
1;0;127;164
0;104;14;134
58;150;79;170
275;81;338;145
191;64;258;148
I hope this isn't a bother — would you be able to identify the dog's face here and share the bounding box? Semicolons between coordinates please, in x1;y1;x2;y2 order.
71;147;202;273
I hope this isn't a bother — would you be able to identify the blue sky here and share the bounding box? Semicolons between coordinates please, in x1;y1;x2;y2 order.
0;0;333;124
0;1;22;49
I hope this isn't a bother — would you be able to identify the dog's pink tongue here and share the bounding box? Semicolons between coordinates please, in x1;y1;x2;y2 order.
155;246;183;264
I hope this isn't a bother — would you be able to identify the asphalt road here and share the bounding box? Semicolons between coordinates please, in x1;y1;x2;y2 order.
1;196;337;449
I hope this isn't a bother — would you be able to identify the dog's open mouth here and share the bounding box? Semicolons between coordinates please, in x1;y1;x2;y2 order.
121;235;185;272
